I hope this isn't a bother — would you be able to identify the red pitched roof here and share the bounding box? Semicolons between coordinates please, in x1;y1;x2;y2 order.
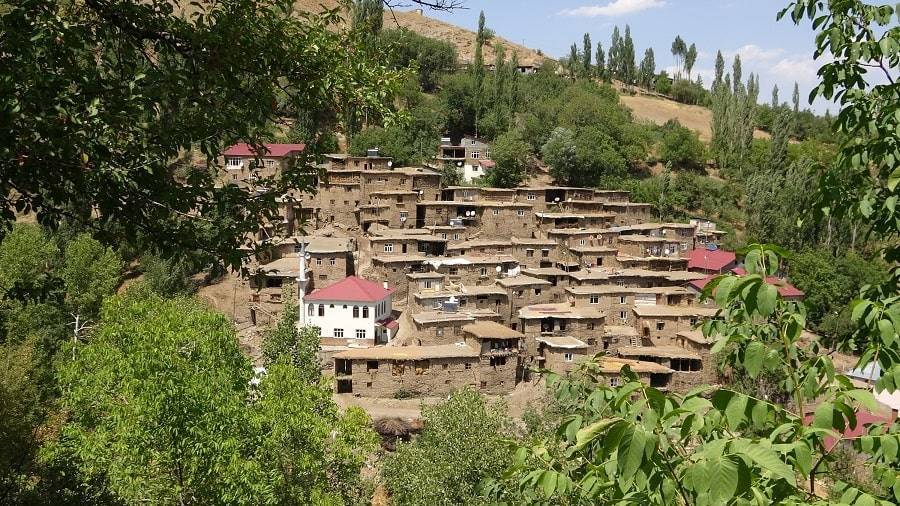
687;248;736;272
305;276;394;302
689;270;805;299
223;143;305;158
730;268;805;298
479;159;496;168
804;408;895;450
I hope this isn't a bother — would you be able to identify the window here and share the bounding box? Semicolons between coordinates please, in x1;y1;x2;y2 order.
353;306;359;318
542;249;549;257
424;280;432;289
315;257;322;265
480;267;488;276
526;249;534;257
400;211;408;220
471;150;480;159
609;376;620;387
362;306;369;318
620;311;628;321
384;243;394;253
308;304;314;316
619;296;627;304
534;288;542;296
334;328;344;338
579;238;587;246
526;193;536;201
436;327;444;337
356;329;366;339
564;353;574;362
464;363;472;370
493;209;500;215
330;257;336;266
449;267;459;276
265;159;275;168
689;317;698;327
587;322;595;330
318;305;325;317
596;256;604;266
517;209;525;216
225;157;242;167
367;360;378;370
489;356;507;366
589;295;599;304
319;274;326;280
656;321;665;331
471;139;477;145
452;233;460;240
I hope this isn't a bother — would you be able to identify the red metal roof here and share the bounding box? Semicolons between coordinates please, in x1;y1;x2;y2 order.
689;270;804;299
730;268;805;298
479;159;496;168
804;408;895;450
305;276;394;302
223;143;305;158
687;248;736;272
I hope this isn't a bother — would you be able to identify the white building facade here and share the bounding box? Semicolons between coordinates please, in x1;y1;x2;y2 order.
302;276;396;344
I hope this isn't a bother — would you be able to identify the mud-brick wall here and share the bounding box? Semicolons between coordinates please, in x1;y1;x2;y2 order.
340;357;478;397
475;355;518;395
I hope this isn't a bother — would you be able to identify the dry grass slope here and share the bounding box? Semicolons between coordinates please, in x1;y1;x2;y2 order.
620;93;770;142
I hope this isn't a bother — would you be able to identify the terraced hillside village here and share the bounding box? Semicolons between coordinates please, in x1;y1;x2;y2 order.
3;1;898;505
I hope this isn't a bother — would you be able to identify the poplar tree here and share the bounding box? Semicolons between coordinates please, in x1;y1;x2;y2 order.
473;11;486;133
609;26;621;79
792;82;800;113
595;42;606;80
685;42;697;80
622;25;636;84
732;54;743;94
671;35;686;78
582;33;592;77
638;48;655;88
568;43;579;76
713;50;725;88
771;84;780;108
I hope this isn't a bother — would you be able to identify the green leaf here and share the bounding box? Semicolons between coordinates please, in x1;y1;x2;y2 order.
707;455;739;503
744;342;766;378
574;418;621;450
725;393;748;428
878;318;897;346
813;402;835;430
540;470;557;498
740;444;795;484
756;283;777;317
794;442;812;475
715;276;737;307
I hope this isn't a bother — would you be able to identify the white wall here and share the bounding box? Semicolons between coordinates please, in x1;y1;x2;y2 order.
462;163;483;183
304;295;392;341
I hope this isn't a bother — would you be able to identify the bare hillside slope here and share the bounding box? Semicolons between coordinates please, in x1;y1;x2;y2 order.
620;93;770;142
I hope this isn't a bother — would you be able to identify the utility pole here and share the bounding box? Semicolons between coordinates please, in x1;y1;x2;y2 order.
297;239;308;327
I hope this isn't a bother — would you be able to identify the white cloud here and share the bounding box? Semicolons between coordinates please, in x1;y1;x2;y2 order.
727;44;785;63
559;0;666;17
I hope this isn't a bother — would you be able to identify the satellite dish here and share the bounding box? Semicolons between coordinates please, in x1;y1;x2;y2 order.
554;197;560;202
456;161;463;167
418;190;424;195
305;253;311;260
387;160;393;167
495;266;502;273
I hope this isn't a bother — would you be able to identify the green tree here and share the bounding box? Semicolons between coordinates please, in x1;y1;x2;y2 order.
486;129;530;188
685;42;698;80
671;35;686;78
61;234;121;317
140;252;197;297
0;224;58;299
771;84;780;108
541;127;578;185
1;0;404;271
381;28;457;92
655;71;673;95
261;286;321;384
638;48;656;88
658;120;705;169
44;292;376;505
472;10;487;127
352;0;383;40
581;33;592;77
382;388;510;506
792;81;800;114
595;42;607;80
608;26;622;79
713;50;725;88
621;25;636;84
574;127;627;186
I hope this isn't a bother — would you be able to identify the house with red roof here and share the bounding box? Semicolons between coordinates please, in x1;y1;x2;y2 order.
687;267;805;302
687;247;737;274
221;143;305;183
302;276;397;344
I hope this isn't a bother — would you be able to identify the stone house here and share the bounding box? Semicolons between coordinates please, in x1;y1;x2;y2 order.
461;320;524;394
510;237;560;269
518;302;606;359
496;275;553;330
633;305;719;346
603;202;654;225
333;344;480;397
535;335;590;375
435;136;492;183
411;308;502;345
616;345;713;393
221;143;305;183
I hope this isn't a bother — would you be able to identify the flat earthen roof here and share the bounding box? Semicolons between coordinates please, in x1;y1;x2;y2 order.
519;303;605;320
334;343;479;360
462;321;524;339
536;335;588;349
617;345;702;360
596;357;673;374
632;306;718;318
496;275;552;287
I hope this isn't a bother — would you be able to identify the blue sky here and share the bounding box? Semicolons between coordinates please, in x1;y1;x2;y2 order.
403;0;835;113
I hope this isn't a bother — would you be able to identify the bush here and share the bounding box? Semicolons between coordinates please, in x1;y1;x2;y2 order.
658;120;705;169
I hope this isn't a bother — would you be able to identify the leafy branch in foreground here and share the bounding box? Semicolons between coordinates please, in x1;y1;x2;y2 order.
489;244;896;505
